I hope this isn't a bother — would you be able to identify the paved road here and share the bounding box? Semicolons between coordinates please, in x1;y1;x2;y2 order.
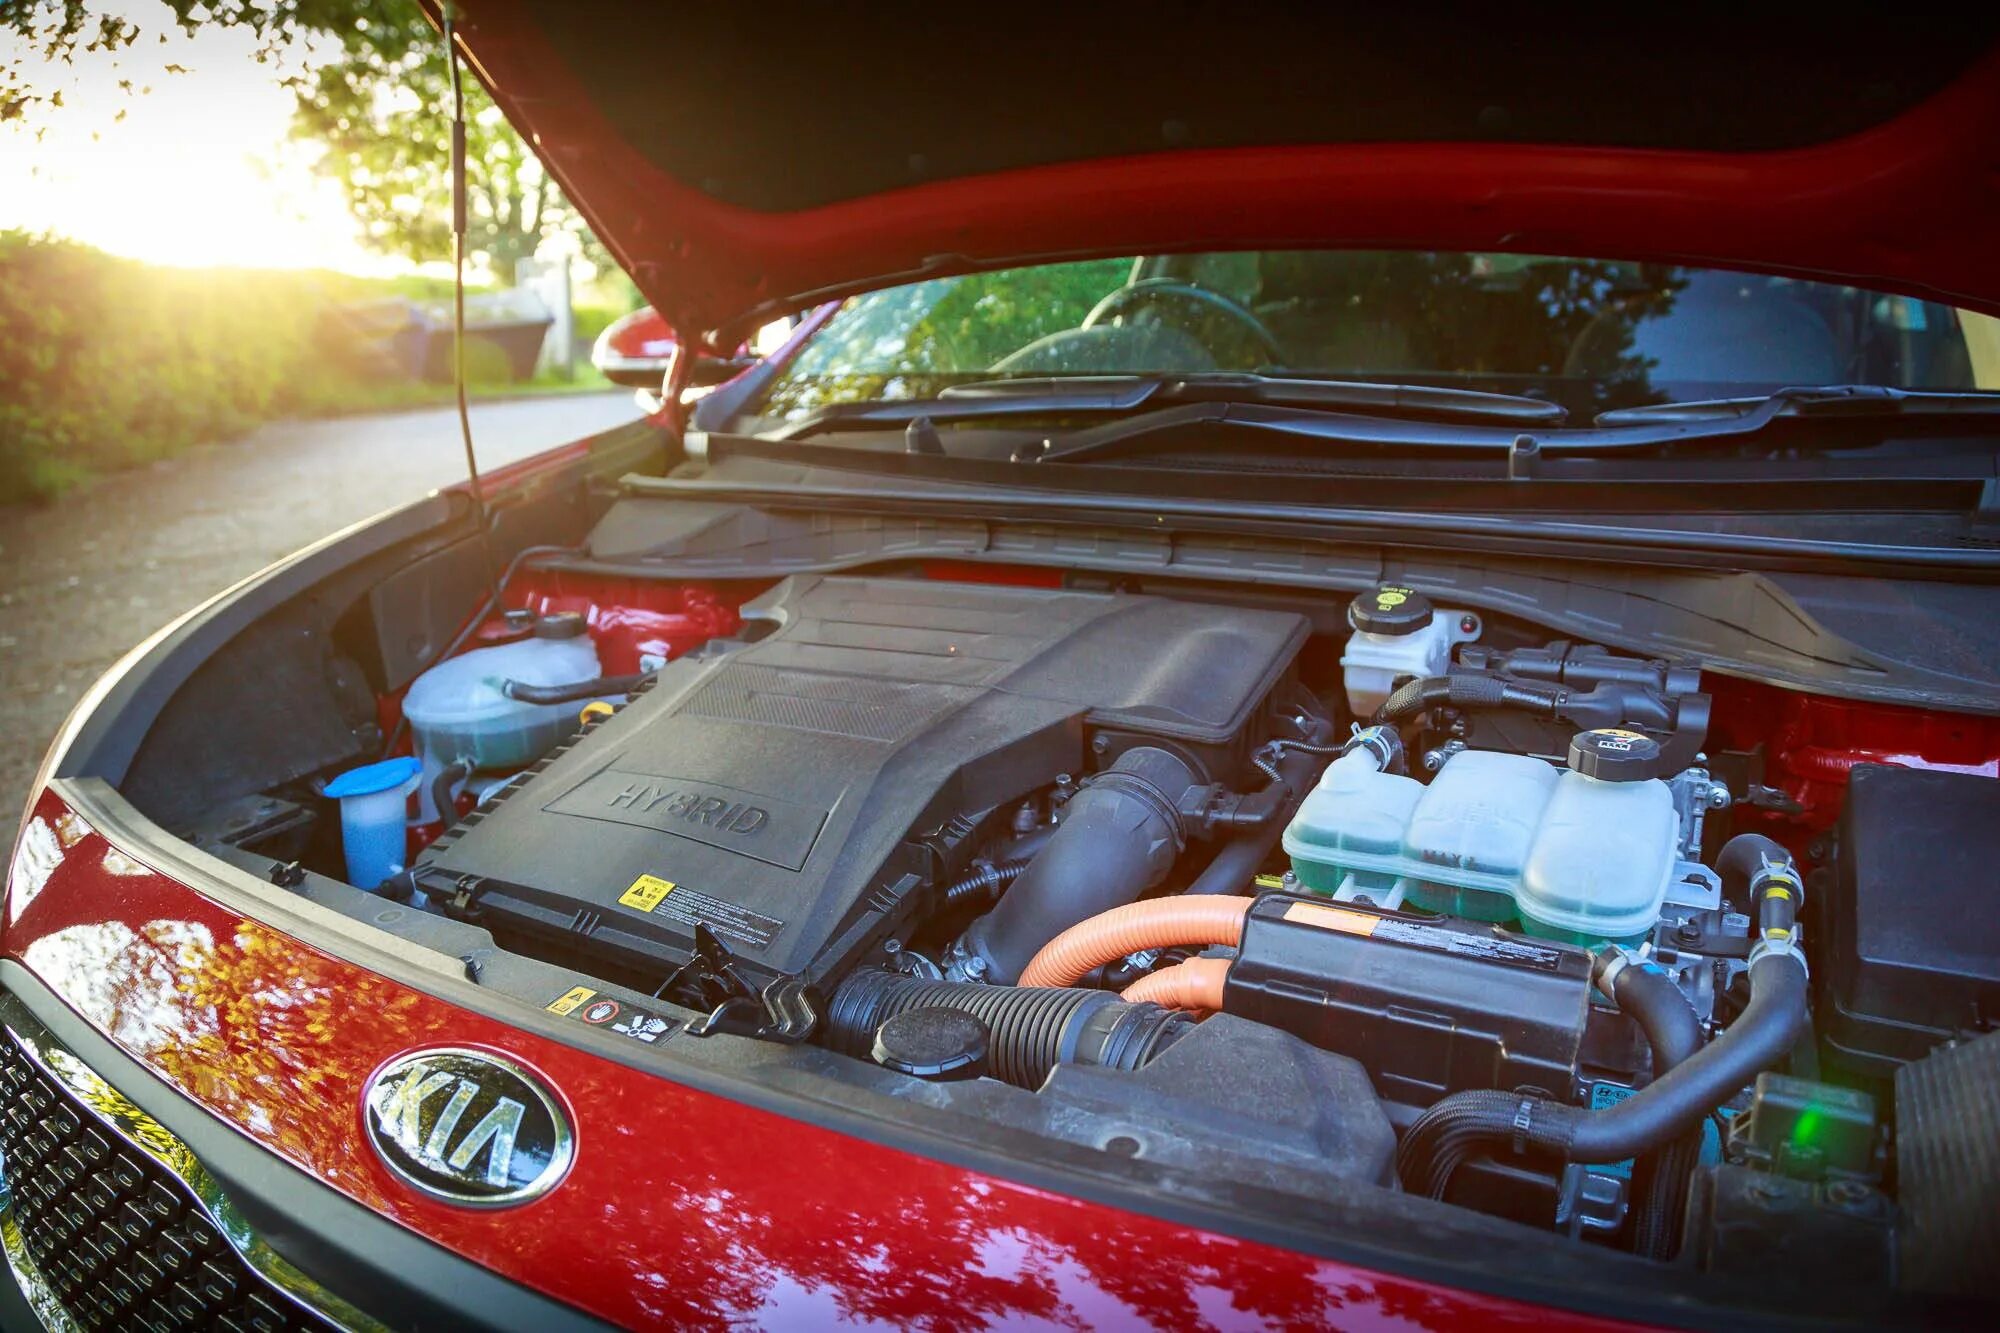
0;392;642;824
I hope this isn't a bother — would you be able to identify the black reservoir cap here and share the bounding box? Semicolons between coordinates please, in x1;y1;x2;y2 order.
872;1007;990;1081
534;611;589;640
1568;728;1663;782
1348;586;1433;637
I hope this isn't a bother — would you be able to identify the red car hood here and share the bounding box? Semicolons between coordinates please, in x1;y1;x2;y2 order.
438;4;2000;341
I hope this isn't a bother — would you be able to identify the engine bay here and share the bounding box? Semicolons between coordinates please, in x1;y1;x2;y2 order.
157;556;2000;1314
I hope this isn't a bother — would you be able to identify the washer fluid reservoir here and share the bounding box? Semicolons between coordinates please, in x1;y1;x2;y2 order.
1283;729;1678;946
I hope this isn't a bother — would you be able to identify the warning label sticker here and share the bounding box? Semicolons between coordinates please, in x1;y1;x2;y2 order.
547;989;681;1044
1283;900;1567;972
645;882;784;952
545;985;596;1016
619;874;675;912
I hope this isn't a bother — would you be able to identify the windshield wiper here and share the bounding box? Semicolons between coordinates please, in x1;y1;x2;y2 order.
768;372;1564;441
1596;385;2000;426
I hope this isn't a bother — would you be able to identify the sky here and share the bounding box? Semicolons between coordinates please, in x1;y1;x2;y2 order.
0;17;408;273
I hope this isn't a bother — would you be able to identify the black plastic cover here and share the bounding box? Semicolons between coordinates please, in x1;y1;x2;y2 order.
414;576;1305;988
1824;764;2000;1073
872;1008;989;1082
1222;894;1594;1108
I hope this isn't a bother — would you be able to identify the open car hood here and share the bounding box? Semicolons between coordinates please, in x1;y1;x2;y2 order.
437;4;2000;342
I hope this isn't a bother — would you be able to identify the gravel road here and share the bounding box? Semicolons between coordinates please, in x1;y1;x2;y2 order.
0;392;642;823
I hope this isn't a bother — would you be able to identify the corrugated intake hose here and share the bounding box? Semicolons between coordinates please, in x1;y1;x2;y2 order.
1120;956;1231;1011
1397;847;1809;1205
1372;673;1565;725
1019;896;1252;988
823;970;1191;1090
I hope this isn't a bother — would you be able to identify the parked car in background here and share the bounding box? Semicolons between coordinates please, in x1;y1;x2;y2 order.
7;7;2000;1330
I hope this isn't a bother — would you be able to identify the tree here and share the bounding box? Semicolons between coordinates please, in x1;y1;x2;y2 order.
3;1;603;284
1;2;337;123
284;2;602;285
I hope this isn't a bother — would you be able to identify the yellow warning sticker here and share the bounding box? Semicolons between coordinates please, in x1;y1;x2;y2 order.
1253;874;1287;890
546;985;596;1016
619;874;676;912
1283;901;1382;937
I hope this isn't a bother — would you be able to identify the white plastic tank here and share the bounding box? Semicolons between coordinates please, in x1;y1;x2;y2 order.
1283;728;1681;945
402;612;601;820
1338;586;1481;720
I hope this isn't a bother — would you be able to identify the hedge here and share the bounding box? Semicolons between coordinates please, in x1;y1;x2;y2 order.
0;232;616;504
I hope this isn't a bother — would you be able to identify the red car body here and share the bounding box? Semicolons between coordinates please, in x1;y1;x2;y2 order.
9;8;2000;1331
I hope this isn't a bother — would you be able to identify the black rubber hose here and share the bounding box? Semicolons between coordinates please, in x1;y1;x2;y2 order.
1398;905;1808;1196
1606;960;1704;1260
1716;832;1802;935
430;758;473;833
502;672;651;706
1372;673;1565;725
1610;962;1703;1072
823;970;1190;1090
1564;952;1806;1163
960;747;1198;982
1187;740;1329;895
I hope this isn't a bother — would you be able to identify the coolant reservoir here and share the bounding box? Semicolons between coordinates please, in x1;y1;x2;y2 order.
403;612;602;778
1338;586;1481;720
1283;728;1679;945
1516;729;1679;945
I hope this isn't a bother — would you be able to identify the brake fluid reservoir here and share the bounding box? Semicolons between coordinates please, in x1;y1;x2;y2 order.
1338;586;1481;720
1516;730;1678;946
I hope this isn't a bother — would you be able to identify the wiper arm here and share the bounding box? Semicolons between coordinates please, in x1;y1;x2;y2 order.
768;372;1564;441
1596;385;2000;426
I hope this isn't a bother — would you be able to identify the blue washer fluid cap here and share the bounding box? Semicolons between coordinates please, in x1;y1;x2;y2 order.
324;756;422;799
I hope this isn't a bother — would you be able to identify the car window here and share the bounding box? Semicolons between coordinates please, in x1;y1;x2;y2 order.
751;250;1987;423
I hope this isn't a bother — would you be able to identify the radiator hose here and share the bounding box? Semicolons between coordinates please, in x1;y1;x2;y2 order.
823;970;1191;1090
1598;952;1704;1260
1397;836;1808;1204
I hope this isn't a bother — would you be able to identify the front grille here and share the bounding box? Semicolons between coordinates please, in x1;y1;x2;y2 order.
0;1031;339;1332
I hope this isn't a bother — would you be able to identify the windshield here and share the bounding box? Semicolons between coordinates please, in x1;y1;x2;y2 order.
749;251;1995;425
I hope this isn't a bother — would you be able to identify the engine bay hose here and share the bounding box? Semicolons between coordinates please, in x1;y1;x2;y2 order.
1397;844;1809;1196
822;970;1191;1090
1596;952;1705;1260
502;672;652;706
1019;896;1252;988
1186;723;1354;897
1372;673;1565;726
1120;956;1231;1011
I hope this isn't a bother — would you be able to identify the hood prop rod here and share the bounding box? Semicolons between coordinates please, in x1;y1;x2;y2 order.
441;3;507;616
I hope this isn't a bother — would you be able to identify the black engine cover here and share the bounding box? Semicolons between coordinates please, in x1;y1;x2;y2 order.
413;575;1305;987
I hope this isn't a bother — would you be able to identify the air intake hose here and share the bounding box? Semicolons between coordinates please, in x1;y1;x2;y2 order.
960;746;1198;983
823;970;1191;1090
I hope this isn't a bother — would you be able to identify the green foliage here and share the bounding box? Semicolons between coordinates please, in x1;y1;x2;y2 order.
0;230;602;505
4;2;605;282
284;2;603;284
2;1;346;122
